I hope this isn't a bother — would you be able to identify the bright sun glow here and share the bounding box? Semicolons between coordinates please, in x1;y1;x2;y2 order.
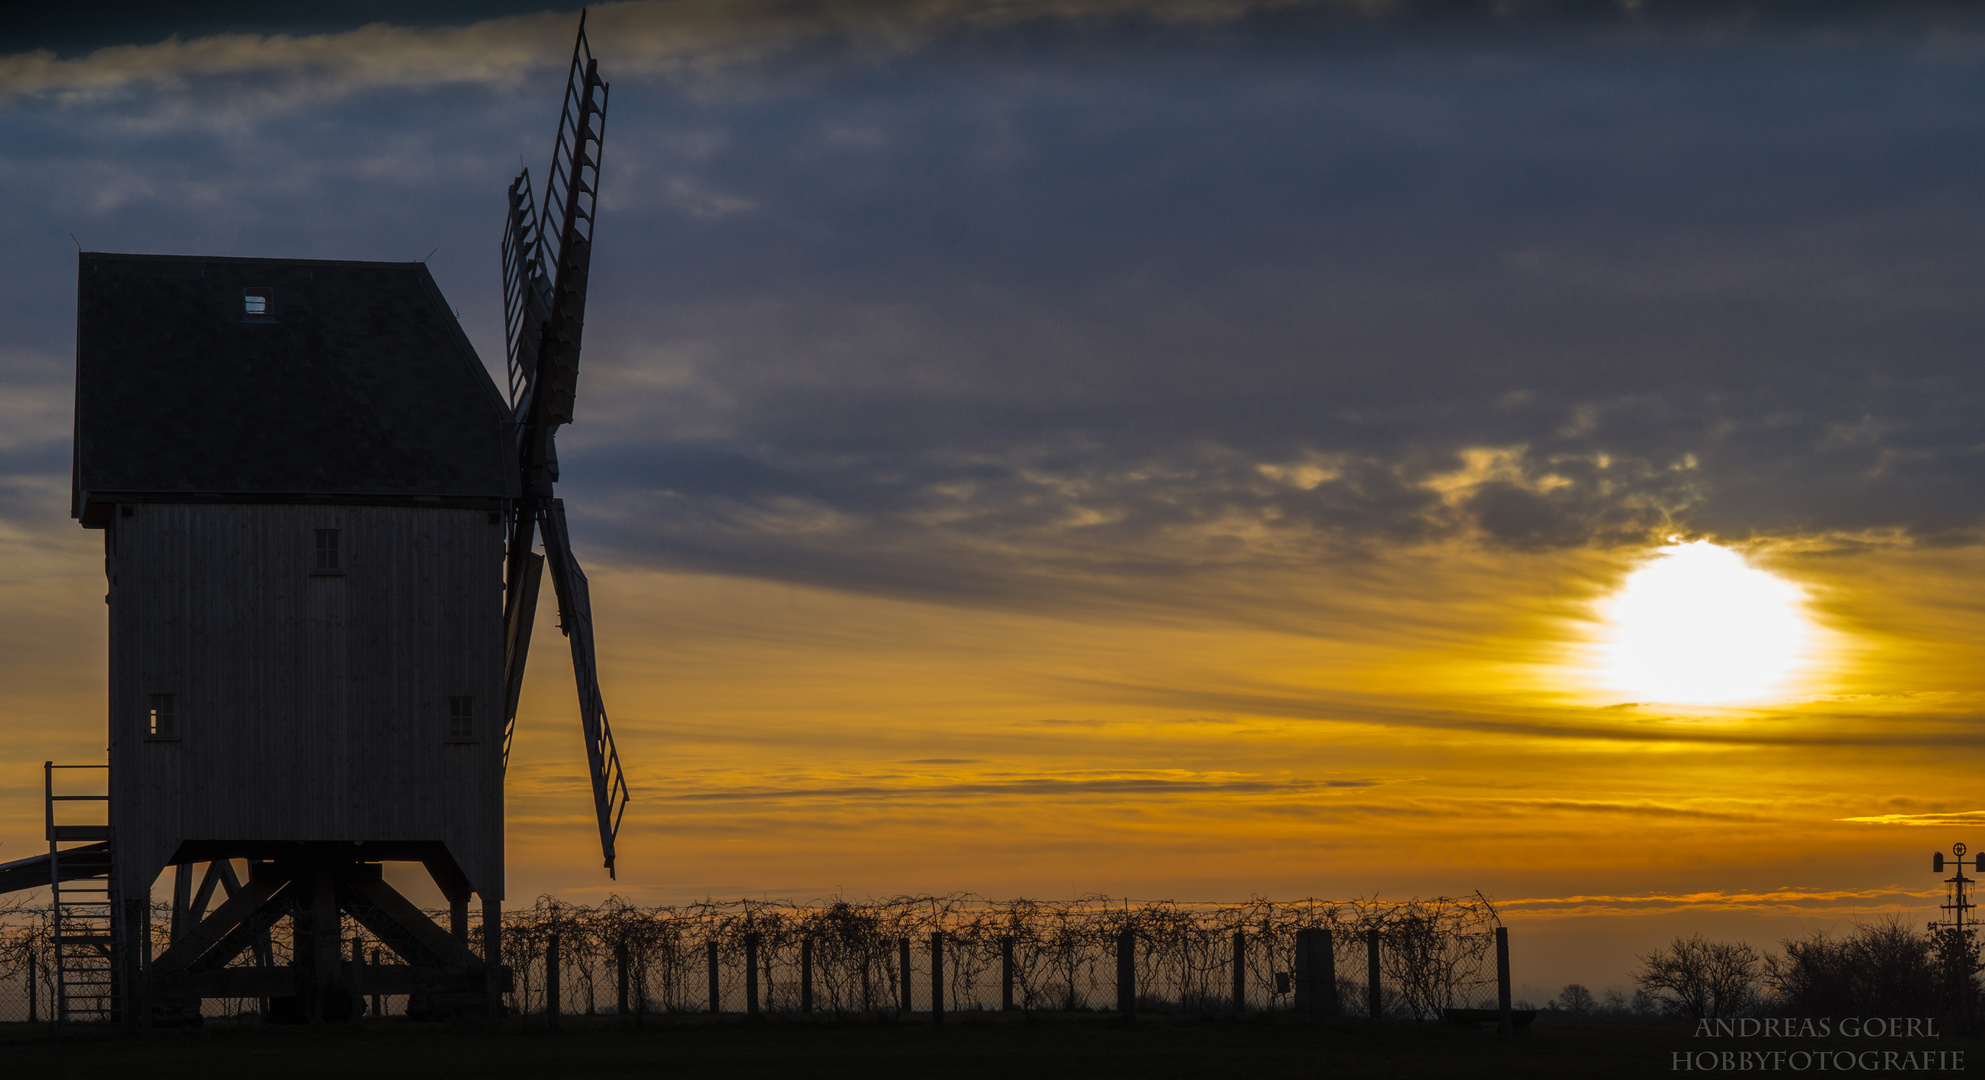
1599;540;1811;704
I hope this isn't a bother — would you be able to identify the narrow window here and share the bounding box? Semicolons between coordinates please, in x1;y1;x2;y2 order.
243;287;274;320
447;697;475;740
148;694;177;738
314;528;341;572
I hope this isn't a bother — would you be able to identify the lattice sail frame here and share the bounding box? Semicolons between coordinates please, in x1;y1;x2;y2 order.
501;171;549;411
499;12;630;877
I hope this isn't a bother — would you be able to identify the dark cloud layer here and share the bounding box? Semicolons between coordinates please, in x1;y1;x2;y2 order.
7;3;1985;606
563;14;1985;600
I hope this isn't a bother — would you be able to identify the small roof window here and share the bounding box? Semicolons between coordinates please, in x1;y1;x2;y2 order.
243;287;274;321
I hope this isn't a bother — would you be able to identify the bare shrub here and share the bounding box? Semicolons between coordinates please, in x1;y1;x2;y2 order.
1771;917;1937;1020
1634;934;1765;1019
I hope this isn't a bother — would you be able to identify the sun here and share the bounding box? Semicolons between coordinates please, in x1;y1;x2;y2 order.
1597;540;1811;705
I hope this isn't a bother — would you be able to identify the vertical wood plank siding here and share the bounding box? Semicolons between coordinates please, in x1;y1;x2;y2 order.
109;504;506;900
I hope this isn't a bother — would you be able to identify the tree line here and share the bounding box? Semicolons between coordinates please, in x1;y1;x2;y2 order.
1540;918;1978;1022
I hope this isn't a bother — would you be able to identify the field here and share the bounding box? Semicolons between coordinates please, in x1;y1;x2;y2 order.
5;1014;1972;1080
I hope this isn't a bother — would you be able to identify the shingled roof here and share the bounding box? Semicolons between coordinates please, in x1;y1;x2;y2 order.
73;253;519;526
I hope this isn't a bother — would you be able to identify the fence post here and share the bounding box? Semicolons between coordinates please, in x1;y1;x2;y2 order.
370;947;381;1019
1366;928;1381;1019
1000;936;1014;1012
1116;925;1136;1018
1296;929;1338;1020
745;932;761;1019
27;954;36;1023
899;937;913;1013
616;942;629;1025
546;932;562;1031
931;931;945;1026
1294;929;1318;1021
1232;929;1245;1013
707;939;720;1014
1321;928;1338;1015
1496;926;1513;1038
801;937;814;1014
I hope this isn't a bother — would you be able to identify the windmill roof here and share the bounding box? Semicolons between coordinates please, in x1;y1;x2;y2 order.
73;252;519;525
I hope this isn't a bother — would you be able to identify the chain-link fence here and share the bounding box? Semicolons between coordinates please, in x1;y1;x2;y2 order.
0;892;1504;1023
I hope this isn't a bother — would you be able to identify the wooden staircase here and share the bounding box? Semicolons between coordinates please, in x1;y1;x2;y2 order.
46;762;118;1023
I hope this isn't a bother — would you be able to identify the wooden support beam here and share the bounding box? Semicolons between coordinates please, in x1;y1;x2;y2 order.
301;863;342;1020
349;937;365;1017
483;894;502;1019
188;860;226;928
339;872;482;972
155;966;299;1000
233;861;274;1019
188;885;293;979
170;862;193;943
150;862;290;977
156;963;511;1002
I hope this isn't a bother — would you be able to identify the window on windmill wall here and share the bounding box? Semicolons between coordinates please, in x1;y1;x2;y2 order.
447;697;475;740
313;529;341;573
147;694;177;739
242;287;274;321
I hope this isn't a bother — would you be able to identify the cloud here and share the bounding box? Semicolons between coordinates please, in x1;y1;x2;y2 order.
1498;886;1940;919
10;0;1985;619
651;771;1394;805
532;15;1985;603
1838;811;1985;827
0;0;1372;106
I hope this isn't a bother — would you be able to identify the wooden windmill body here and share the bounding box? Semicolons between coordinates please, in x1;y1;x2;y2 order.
0;20;629;1024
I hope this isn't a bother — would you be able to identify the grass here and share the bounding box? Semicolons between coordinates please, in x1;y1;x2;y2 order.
0;1013;1974;1079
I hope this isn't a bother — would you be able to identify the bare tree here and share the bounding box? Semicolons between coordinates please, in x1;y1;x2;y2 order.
1635;934;1765;1019
1554;982;1595;1016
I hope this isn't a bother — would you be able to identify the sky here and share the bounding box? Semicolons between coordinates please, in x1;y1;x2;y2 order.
3;0;1985;995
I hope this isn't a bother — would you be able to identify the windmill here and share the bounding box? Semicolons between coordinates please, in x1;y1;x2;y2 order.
0;17;628;1026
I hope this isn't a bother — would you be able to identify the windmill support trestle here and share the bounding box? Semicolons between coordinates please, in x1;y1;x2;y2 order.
149;844;508;1022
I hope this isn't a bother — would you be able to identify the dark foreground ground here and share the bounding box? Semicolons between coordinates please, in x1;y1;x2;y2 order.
1;1013;1974;1079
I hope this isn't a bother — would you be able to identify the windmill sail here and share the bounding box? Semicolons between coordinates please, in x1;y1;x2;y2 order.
500;548;543;775
498;12;627;876
500;169;550;414
541;500;630;876
532;20;608;439
499;177;547;761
